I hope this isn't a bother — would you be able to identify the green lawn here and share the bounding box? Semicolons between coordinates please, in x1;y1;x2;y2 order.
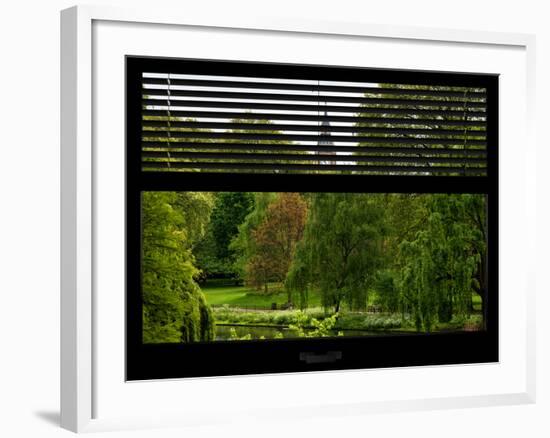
201;279;322;308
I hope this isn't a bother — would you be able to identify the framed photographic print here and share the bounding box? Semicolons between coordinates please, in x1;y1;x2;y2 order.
61;5;536;432
126;56;498;380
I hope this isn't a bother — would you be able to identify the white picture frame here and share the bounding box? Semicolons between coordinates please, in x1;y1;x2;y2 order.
60;4;536;433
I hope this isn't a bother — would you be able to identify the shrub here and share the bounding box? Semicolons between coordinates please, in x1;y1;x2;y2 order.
334;314;402;331
288;312;339;337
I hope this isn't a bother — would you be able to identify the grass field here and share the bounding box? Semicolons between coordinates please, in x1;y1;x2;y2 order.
201;279;322;308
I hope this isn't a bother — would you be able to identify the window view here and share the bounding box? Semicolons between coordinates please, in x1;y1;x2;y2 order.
142;191;487;343
127;57;497;379
140;72;488;177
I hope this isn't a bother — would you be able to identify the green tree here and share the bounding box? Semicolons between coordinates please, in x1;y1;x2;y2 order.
222;118;305;172
399;194;484;332
141;192;215;343
288;193;387;313
211;193;254;260
355;84;487;176
141;115;216;169
460;194;488;325
285;242;313;310
245;193;308;297
374;270;400;313
194;192;254;279
230;192;278;279
376;194;428;317
354;84;488;328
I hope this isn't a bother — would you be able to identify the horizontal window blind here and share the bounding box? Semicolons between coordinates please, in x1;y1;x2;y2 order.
140;67;489;176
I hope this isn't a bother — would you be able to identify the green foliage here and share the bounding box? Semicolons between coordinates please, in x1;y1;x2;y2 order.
228;327;253;341
216;309;340;340
399;194;483;332
285;251;311;310
142;189;487;342
213;307;404;334
141;116;217;168
373;270;400;313
230;192;278;278
288;312;341;338
334;314;402;331
141;192;215;343
244;193;308;295
212;307;326;326
288;193;387;313
356;84;487;174
194;192;254;278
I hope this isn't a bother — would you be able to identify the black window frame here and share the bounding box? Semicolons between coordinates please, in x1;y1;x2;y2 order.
125;55;498;381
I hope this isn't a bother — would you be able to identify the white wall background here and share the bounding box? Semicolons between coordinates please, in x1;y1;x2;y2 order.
0;0;546;437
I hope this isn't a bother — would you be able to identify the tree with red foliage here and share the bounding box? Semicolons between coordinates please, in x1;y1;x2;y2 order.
246;193;308;299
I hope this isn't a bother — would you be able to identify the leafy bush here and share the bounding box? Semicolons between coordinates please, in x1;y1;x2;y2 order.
334;314;402;331
228;327;252;341
212;307;406;334
450;313;483;331
288;312;340;338
212;308;324;327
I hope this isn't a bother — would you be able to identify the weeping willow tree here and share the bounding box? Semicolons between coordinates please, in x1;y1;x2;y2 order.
285;242;313;310
141;191;215;343
399;194;484;332
286;193;387;313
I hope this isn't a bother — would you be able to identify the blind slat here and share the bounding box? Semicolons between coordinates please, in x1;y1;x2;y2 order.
142;131;487;146
142;110;487;127
142;77;486;98
143;88;487;108
142;160;487;175
142;120;486;136
142;142;486;156
142;99;485;117
139;66;490;177
142;150;487;165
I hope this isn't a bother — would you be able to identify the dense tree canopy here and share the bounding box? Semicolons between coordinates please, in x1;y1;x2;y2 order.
141;192;215;343
245;193;308;295
399;194;484;332
194;192;254;279
230;192;278;279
